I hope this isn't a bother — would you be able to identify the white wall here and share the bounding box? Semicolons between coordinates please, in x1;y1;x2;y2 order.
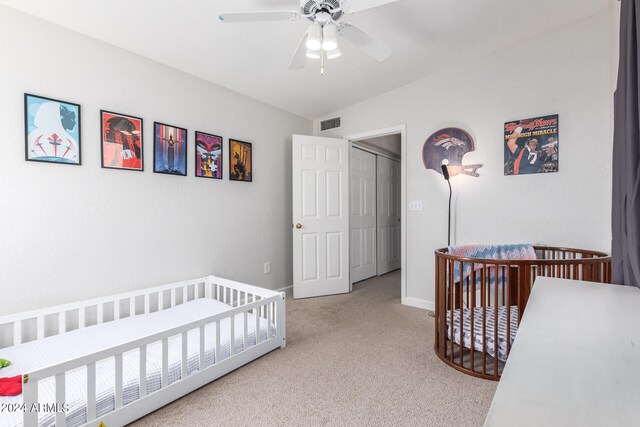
316;10;615;308
0;6;311;314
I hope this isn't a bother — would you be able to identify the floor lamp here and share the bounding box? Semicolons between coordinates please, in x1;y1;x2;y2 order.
441;164;452;247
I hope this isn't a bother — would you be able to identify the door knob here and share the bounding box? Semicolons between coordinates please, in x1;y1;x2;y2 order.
295;223;302;229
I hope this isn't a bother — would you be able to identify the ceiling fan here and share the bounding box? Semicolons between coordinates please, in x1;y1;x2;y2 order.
219;0;399;73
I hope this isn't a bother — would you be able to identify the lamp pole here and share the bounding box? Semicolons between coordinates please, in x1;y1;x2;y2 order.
441;164;452;247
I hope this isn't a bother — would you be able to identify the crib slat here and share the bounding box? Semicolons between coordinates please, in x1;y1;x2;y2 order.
181;331;188;379
199;325;205;370
215;321;221;363
171;288;177;307
161;338;168;387
144;294;150;314
158;290;164;311
114;300;121;321
481;266;487;376
86;362;96;421
458;260;463;368
230;315;235;356
13;320;22;345
494;263;499;378
139;345;147;397
55;373;66;427
268;303;273;341
37;316;44;340
448;259;454;363
243;311;248;350
205;282;211;299
470;264;476;373
183;286;188;304
255;306;260;345
96;303;104;325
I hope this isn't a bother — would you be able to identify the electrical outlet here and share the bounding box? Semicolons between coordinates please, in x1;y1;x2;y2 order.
409;200;423;211
264;262;271;275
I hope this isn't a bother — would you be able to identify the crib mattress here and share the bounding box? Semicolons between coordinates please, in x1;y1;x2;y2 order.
445;306;518;362
0;299;274;427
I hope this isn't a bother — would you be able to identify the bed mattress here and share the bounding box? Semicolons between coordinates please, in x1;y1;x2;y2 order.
0;299;274;427
445;306;518;362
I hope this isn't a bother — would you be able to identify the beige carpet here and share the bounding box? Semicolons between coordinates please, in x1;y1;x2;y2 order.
132;271;497;426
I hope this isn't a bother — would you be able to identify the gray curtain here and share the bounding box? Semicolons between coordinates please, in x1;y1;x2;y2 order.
613;0;640;287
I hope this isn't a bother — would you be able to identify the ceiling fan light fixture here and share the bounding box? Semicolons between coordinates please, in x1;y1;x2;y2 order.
306;49;321;59
327;48;342;59
305;23;322;51
321;24;338;51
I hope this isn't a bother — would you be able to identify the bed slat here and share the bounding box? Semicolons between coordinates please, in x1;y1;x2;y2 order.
139;345;147;397
55;373;66;427
255;306;260;344
161;338;169;388
79;307;85;329
215;320;221;363
199;325;205;370
181;331;188;379
97;303;104;325
37;316;44;340
230;316;235;356
13;320;21;346
115;353;123;409
86;362;96;421
23;377;38;427
130;297;136;318
243;311;248;350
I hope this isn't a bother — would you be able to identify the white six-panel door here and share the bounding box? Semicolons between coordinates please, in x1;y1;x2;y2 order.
377;156;401;275
350;147;377;283
292;135;350;299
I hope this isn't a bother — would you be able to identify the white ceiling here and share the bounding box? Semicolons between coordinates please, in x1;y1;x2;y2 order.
0;0;609;119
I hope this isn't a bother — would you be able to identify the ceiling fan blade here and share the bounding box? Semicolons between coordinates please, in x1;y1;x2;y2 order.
289;33;309;69
218;10;297;23
343;0;400;13
339;23;392;62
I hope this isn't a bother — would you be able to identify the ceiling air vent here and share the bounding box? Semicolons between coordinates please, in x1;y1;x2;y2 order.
320;116;341;132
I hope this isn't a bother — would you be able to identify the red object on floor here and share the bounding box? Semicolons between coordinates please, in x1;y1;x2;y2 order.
0;375;22;396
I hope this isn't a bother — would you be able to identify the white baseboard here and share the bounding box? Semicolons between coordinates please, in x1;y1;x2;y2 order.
276;284;293;293
402;297;435;311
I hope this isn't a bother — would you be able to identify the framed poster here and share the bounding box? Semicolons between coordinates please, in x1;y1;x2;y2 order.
504;115;559;175
195;131;223;179
24;93;81;165
100;110;143;171
229;139;252;182
154;122;187;176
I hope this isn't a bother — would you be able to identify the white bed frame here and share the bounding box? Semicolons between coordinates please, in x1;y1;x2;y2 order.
0;275;286;427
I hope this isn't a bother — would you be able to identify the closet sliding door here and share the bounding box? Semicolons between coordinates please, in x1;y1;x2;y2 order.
377;156;401;275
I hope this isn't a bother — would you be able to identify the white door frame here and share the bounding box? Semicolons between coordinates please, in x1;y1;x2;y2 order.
345;125;407;306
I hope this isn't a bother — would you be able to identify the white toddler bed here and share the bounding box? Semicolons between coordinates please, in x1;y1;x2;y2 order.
0;275;286;427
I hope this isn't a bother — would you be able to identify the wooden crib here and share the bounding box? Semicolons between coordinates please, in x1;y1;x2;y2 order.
434;246;611;380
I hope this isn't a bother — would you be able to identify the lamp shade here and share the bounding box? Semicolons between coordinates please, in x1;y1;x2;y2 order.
322;24;338;51
306;24;322;51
